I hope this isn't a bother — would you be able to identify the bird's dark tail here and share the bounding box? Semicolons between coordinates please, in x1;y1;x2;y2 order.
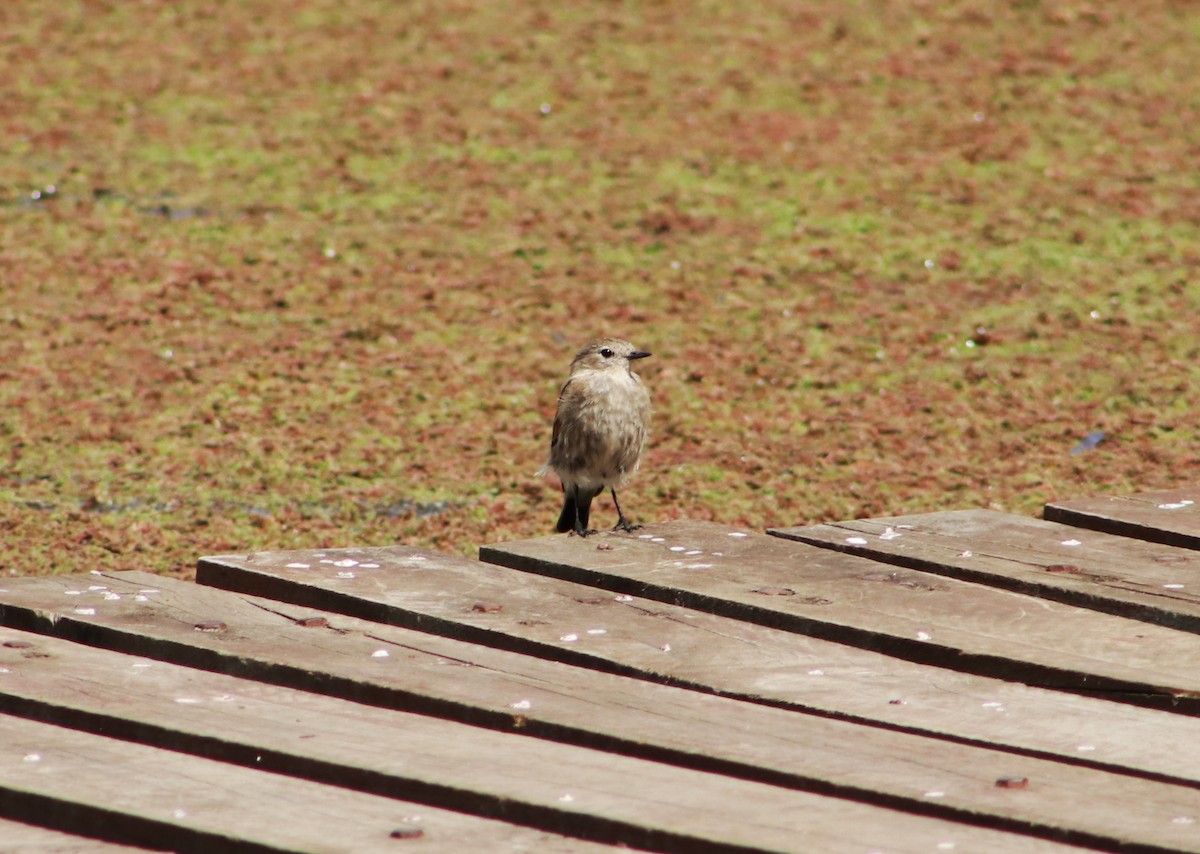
556;486;597;534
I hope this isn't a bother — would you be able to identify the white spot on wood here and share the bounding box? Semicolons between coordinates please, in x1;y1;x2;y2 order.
23;753;41;763
650;537;666;543
1077;744;1096;752
88;585;107;591
659;643;672;652
924;790;945;798
132;662;153;669
1164;583;1185;589
173;808;188;820
65;590;82;596
559;633;579;642
286;563;310;569
103;593;121;601
175;698;200;705
846;537;869;545
959;550;973;558
937;843;956;851
685;563;714;569
614;594;634;602
333;559;358;567
1172;816;1196;825
916;631;932;641
135;595;149;602
1158;500;1195;510
587;628;607;635
727;532;748;538
879;527;902;540
1060;539;1082;546
638;534;654;539
371;649;389;658
684;549;703;555
808;669;825;676
0;667;10;674
139;589;160;595
336;571;355;579
359;563;380;568
558;793;575;803
669;546;686;552
73;608;96;616
510;699;532;710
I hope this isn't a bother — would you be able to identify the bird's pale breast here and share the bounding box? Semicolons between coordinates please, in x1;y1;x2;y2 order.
549;369;649;490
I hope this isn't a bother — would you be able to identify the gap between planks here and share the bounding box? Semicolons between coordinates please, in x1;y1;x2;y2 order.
0;597;1107;854
192;537;1200;790
478;521;1200;717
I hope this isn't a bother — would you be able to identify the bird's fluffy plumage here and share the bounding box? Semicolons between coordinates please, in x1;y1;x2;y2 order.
540;338;652;535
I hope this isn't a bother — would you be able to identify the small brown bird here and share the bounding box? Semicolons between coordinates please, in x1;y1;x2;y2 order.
539;338;652;536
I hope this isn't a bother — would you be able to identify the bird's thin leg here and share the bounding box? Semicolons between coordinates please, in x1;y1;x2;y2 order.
573;485;590;537
611;488;640;532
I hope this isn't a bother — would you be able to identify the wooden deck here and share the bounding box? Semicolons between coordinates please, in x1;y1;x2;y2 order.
2;488;1199;852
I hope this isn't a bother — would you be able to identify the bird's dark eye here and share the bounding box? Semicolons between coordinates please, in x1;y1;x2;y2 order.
600;348;614;358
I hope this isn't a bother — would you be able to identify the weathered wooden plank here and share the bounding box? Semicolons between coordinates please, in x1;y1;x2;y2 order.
3;575;1197;852
187;554;1200;849
0;712;570;854
480;522;1200;713
1045;488;1200;550
0;817;153;853
770;509;1200;632
0;604;1100;854
195;542;1200;790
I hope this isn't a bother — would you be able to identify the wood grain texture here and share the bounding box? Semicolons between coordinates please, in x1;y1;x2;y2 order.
164;560;1200;851
0;588;1099;854
1045;488;1200;550
0;817;154;853
0;712;539;854
770;509;1200;631
193;544;1200;788
481;521;1200;713
3;519;1199;852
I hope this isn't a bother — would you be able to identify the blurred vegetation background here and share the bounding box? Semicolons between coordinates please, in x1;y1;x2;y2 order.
1;0;1197;576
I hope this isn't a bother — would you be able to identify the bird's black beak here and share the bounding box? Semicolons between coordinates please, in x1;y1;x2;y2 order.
629;351;651;360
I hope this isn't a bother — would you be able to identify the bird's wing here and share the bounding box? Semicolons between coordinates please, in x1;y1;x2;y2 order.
549;377;574;451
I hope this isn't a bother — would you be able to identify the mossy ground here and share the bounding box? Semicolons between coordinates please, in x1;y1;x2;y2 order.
2;0;1198;576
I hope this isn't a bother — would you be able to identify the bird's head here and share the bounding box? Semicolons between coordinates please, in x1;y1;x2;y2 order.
571;338;651;374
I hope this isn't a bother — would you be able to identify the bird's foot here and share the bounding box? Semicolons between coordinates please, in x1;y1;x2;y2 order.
570;527;598;538
613;517;641;533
